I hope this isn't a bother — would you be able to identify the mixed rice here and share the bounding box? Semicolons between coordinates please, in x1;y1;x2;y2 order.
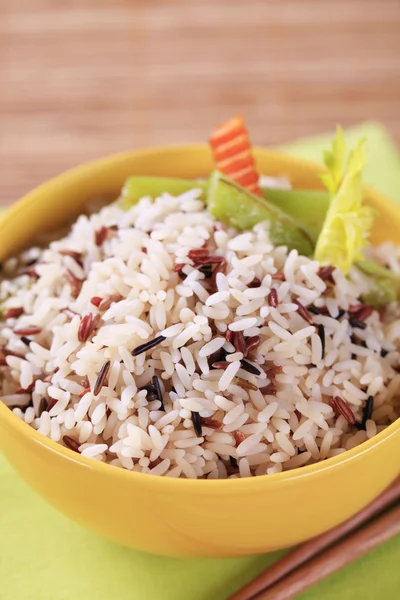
0;188;399;478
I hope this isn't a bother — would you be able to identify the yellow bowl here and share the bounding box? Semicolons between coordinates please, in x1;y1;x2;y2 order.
0;146;399;558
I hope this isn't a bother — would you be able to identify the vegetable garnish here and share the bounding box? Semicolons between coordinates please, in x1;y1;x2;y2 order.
120;177;208;208
121;176;329;245
207;170;313;256
356;259;400;308
315;127;374;274
209;115;262;195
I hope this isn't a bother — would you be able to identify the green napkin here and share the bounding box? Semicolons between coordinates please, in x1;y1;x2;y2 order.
1;124;399;600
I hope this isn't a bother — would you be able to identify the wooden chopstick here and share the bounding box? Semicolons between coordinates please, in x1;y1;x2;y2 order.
230;478;400;600
253;503;400;600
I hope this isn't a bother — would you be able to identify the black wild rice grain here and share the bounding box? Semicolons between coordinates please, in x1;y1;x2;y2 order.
151;375;165;411
336;309;346;320
191;411;202;437
240;359;261;376
229;456;238;469
199;265;213;278
363;395;374;422
140;384;156;392
380;348;389;358
349;317;367;330
93;360;111;396
308;305;322;315
317;324;325;360
20;336;32;347
131;335;166;356
63;435;80;453
355;395;375;431
208;348;227;367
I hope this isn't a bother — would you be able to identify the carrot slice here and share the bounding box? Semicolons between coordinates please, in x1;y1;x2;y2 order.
209;116;261;195
209;116;247;148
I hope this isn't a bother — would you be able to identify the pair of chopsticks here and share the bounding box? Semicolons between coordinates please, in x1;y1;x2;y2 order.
230;477;400;600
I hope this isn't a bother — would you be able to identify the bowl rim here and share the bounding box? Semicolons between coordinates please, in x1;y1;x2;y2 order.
0;144;399;491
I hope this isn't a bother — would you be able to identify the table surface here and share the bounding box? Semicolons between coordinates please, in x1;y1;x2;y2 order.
1;0;399;205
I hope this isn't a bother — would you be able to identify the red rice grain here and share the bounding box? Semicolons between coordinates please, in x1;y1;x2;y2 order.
294;299;313;324
331;396;356;424
63;436;80;453
201;417;223;430
14;326;41;336
95;226;108;246
3;307;24;319
78;313;94;343
90;296;103;307
268;288;279;308
234;431;246;446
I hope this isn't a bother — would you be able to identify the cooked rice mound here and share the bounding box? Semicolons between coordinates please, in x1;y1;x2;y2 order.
1;189;399;478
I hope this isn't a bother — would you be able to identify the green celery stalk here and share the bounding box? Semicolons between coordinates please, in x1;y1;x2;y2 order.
207;171;313;256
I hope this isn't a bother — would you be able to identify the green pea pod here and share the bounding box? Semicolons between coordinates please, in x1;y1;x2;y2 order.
120;176;208;208
262;188;329;246
120;174;328;250
207;171;314;256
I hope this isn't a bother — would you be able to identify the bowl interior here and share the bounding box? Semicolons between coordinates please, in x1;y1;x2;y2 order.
1;144;399;262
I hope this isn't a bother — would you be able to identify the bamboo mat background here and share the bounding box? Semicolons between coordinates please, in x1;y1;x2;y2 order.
0;0;399;205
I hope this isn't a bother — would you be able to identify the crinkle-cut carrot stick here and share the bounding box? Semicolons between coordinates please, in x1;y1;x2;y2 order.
209;116;261;195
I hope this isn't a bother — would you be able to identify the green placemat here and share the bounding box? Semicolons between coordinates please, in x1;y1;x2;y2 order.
1;124;399;600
